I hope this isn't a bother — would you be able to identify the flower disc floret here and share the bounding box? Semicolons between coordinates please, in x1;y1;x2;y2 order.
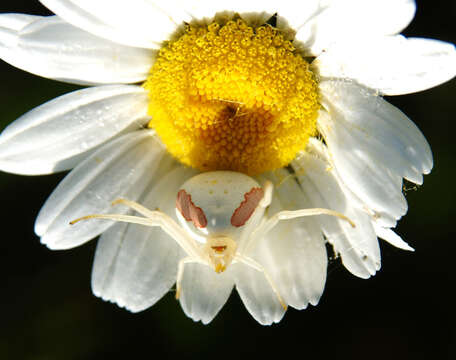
144;18;320;175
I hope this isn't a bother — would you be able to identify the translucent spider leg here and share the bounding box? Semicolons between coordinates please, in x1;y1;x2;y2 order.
175;256;204;300
259;180;273;208
70;199;219;302
243;205;355;255
261;208;355;235
236;180;273;254
111;198;163;218
70;201;201;260
234;254;287;310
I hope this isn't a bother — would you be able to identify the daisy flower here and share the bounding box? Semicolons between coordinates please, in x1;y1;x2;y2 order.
0;0;455;325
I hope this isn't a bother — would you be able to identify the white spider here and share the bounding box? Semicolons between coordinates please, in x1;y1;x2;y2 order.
71;171;354;309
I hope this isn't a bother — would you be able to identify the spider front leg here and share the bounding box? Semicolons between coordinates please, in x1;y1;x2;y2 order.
259;180;273;208
70;198;202;260
71;198;213;302
243;207;356;255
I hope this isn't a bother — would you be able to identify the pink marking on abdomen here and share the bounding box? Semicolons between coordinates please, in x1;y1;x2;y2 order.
231;187;264;227
176;189;208;228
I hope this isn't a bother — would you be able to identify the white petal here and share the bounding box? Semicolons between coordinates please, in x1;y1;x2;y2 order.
179;0;266;20
179;263;234;324
372;211;398;229
92;165;196;312
292;151;381;278
273;0;327;31
319;80;432;217
254;169;327;309
295;0;416;56
315;36;456;95
232;263;286;325
0;85;149;175
39;0;190;49
36;130;174;249
92;221;181;312
307;138;401;230
374;225;414;252
181;0;320;31
0;15;153;85
0;13;40;31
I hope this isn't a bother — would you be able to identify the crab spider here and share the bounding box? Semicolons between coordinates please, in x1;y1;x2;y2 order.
71;171;355;309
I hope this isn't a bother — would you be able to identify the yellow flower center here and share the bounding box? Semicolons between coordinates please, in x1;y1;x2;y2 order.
144;18;319;175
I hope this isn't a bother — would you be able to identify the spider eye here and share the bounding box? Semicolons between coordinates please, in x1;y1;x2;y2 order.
176;189;207;228
231;187;264;227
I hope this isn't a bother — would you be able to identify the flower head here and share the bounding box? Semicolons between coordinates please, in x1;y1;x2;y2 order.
144;18;319;175
0;0;455;325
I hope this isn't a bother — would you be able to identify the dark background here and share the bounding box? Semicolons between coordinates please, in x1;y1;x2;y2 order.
0;1;454;359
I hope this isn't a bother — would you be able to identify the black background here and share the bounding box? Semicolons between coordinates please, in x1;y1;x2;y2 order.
0;1;455;359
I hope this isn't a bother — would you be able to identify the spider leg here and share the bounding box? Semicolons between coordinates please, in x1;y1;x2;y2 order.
244;207;355;255
111;198;161;218
259;180;273;208
235;254;287;311
262;208;355;235
175;256;199;300
70;208;201;259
